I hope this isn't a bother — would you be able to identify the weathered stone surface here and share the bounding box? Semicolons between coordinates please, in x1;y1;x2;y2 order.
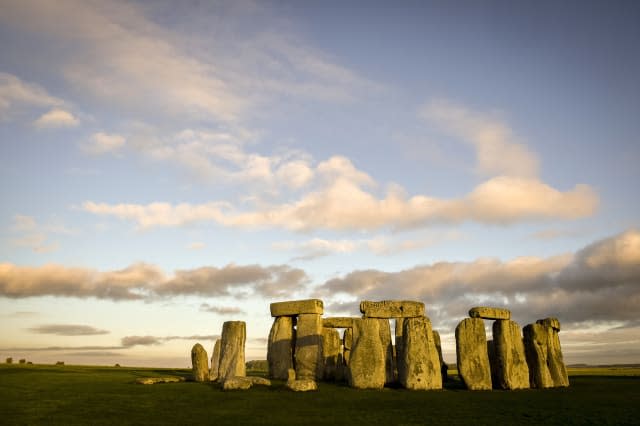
223;376;252;390
136;376;185;385
209;339;221;381
343;328;353;366
323;317;356;328
432;330;448;381
377;319;395;384
523;323;554;389
398;317;442;390
287;379;318;392
6;357;12;364
347;318;385;389
247;376;272;386
395;318;405;380
487;340;499;388
360;300;425;318
295;313;323;380
267;316;295;380
191;343;209;382
218;321;246;382
270;299;323;317
322;327;341;381
493;320;530;390
469;306;511;320
455;318;492;390
537;317;561;331
546;327;569;387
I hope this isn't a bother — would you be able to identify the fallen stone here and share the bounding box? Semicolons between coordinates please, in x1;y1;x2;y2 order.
399;316;442;390
432;330;448;381
295;313;323;380
6;357;12;364
523;323;554;389
136;376;185;385
322;327;341;381
247;376;272;386
18;359;26;364
469;307;511;320
191;343;209;382
223;376;252;390
323;317;356;328
218;321;246;382
347;318;385;389
455;318;492;390
287;368;296;382
267;316;295;380
209;339;221;381
360;300;425;318
493;320;529;390
537;317;561;331
286;379;317;392
270;299;323;317
377;319;395;385
545;326;569;387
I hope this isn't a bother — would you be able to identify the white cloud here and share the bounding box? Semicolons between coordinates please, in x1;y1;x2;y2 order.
33;108;79;128
421;100;539;178
8;215;59;253
83;132;126;155
0;72;63;120
187;242;205;250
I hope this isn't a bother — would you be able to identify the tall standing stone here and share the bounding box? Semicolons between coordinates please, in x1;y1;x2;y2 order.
295;313;323;380
395;318;405;380
209;339;221;381
432;330;448;381
218;321;246;382
455;318;492;390
493;320;529;390
343;328;353;366
267;316;295;380
377;319;395;384
523;323;553;388
537;318;569;387
348;318;385;389
191;343;209;382
322;327;341;381
399;316;442;390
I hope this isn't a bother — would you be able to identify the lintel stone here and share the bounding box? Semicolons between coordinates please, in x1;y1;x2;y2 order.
323;317;357;328
359;300;425;318
270;299;323;317
468;306;511;320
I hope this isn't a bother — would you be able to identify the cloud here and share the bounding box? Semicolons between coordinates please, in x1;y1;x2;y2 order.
8;215;59;253
187;242;205;250
317;229;640;330
33;108;79;128
0;72;63;120
83;132;126;155
83;175;597;231
28;324;109;336
421;100;539;178
121;335;161;347
199;303;244;315
0;262;309;301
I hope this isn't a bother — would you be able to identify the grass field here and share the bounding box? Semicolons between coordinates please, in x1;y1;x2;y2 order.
1;364;639;425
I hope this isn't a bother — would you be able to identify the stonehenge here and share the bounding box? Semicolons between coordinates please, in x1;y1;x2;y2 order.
188;299;569;393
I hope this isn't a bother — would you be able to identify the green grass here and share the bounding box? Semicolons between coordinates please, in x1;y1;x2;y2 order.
1;364;639;425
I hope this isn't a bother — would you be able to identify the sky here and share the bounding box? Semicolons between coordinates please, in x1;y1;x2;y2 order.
1;0;639;367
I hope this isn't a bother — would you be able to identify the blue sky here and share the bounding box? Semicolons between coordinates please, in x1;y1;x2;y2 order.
1;0;639;367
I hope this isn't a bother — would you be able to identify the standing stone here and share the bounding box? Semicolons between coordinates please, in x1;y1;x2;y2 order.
399;317;442;390
267;316;295;380
322;327;341;381
191;343;209;382
432;330;448;381
377;319;395;384
395;318;405;380
455;318;492;390
523;323;553;389
469;306;511;320
487;340;499;389
348;318;385;389
295;313;323;380
360;300;425;318
343;328;353;366
218;321;246;382
493;320;530;390
209;339;221;381
543;324;569;387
